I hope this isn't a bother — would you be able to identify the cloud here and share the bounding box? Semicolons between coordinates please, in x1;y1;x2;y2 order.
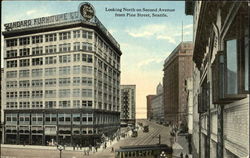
137;58;164;68
126;24;167;38
156;35;176;44
183;24;193;29
26;10;37;15
108;29;117;34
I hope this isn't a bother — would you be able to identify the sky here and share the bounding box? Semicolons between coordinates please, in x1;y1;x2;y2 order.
1;1;193;119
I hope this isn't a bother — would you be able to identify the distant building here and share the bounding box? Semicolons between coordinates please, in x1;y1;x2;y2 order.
146;95;155;120
2;3;122;146
151;83;164;122
163;41;193;126
186;1;249;157
185;78;193;134
1;68;4;143
120;85;136;125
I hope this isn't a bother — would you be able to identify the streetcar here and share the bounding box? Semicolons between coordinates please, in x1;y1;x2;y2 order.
143;125;149;133
115;144;173;158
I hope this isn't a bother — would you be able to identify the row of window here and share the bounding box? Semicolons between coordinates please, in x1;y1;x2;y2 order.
6;66;93;78
6;30;93;47
7;54;93;68
6;101;93;109
6;89;93;98
6;42;93;57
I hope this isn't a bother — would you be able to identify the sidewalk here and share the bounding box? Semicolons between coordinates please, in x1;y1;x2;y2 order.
172;134;192;158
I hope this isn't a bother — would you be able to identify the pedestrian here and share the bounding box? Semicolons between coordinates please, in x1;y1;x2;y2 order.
84;149;86;155
185;154;189;158
95;146;98;152
180;152;183;158
111;147;114;152
77;144;79;150
80;144;82;150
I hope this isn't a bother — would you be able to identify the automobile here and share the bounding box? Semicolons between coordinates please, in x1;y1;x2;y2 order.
131;130;138;137
143;125;149;133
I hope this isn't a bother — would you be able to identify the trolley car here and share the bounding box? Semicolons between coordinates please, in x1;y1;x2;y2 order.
115;144;173;158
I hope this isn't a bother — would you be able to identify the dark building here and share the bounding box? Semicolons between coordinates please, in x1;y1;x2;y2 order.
146;95;156;120
163;41;193;126
2;3;122;146
186;1;249;157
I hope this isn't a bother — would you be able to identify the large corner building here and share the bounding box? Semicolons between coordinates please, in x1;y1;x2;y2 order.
2;3;122;146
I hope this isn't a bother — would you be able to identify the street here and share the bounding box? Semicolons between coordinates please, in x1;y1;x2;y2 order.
0;120;190;158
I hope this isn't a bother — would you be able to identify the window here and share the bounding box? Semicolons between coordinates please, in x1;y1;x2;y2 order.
59;55;71;63
59;89;70;97
19;102;30;108
72;66;80;74
59;43;71;52
6;71;17;78
45;90;56;98
59;66;71;75
6;102;17;108
73;89;81;97
19;59;30;67
7;81;18;88
19;91;30;98
20;48;30;56
73;77;81;86
82;101;92;107
82;77;92;86
59;101;70;107
45;56;57;64
45;33;57;42
73;114;80;124
211;14;248;104
32;58;43;65
45;68;56;76
6;50;17;58
59;32;71;40
19;70;30;78
82;54;93;63
32;101;43;108
59;78;71;86
73;42;81;51
45;79;57;87
45;45;57;53
82;89;92;97
45;101;56;108
82;31;93;39
6;92;17;98
32;69;43;77
82;66;92;74
32;47;43;55
32;35;43;44
32;90;43;98
7;60;17;68
19;80;29;88
32;79;43;87
6;39;17;47
73;30;81;38
19;37;30;45
73;100;80;108
82;42;92;51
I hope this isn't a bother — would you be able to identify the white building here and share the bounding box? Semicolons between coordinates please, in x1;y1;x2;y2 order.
2;3;122;146
120;85;136;125
151;83;164;122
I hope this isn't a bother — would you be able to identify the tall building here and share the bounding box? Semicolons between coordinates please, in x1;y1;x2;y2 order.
151;83;164;122
163;41;193;126
146;95;155;120
120;85;136;125
186;1;249;157
1;68;4;143
2;3;122;146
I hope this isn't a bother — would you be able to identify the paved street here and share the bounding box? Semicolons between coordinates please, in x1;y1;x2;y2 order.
1;120;191;158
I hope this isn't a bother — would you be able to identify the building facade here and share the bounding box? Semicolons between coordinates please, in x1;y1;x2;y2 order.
2;3;122;146
146;95;155;120
120;85;136;125
151;83;164;122
163;41;193;126
186;1;249;157
1;68;4;143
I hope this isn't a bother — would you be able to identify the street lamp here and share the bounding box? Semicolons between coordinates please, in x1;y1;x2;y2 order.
160;151;167;158
57;145;64;158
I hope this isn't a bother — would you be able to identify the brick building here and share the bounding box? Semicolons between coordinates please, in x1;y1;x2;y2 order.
163;41;193;126
186;1;249;157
